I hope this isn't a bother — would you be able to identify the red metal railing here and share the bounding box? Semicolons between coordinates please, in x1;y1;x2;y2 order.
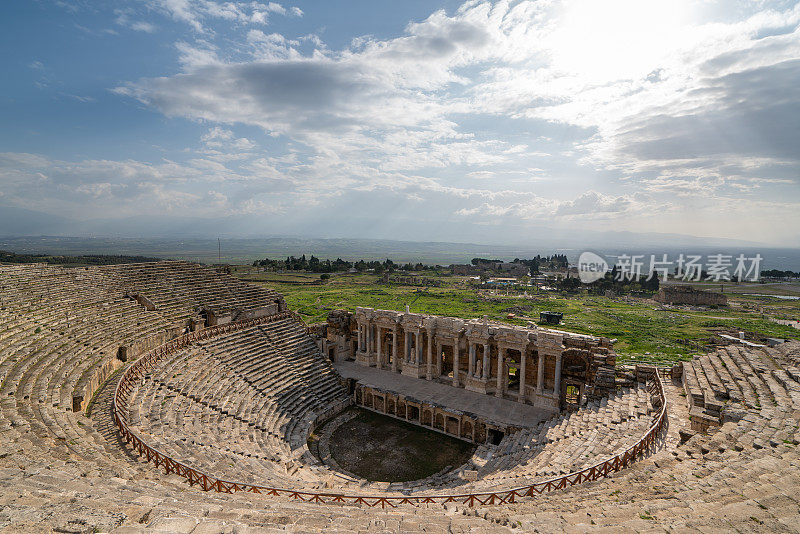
113;315;668;507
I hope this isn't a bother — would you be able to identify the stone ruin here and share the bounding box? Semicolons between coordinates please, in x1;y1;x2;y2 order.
0;261;798;532
321;307;618;412
655;284;728;306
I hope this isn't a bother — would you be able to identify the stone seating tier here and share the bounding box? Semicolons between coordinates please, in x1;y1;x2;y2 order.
126;319;352;489
1;262;798;531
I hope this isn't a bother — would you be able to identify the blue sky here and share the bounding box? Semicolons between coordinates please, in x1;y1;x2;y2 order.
1;0;799;246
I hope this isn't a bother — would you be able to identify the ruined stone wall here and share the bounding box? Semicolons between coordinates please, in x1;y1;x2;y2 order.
354;383;505;444
325;307;617;410
655;285;728;306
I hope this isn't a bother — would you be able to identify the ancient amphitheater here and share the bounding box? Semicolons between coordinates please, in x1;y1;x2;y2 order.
1;261;799;533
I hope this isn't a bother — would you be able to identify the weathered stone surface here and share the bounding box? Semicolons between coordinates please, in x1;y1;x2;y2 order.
0;262;797;533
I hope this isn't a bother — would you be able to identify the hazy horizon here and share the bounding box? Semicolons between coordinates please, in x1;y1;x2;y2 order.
3;235;800;271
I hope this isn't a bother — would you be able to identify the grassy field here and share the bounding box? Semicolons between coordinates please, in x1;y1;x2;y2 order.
234;267;800;364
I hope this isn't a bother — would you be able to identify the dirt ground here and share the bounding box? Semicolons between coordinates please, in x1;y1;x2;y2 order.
328;408;476;482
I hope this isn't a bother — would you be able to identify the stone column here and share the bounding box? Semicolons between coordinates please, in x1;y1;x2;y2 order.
453;343;460;387
483;343;490;380
392;326;398;372
554;353;563;400
405;332;411;362
496;346;504;398
537;352;545;393
415;332;422;365
376;326;382;370
468;342;476;377
518;350;527;403
426;331;433;380
366;323;372;356
436;343;442;376
357;323;363;352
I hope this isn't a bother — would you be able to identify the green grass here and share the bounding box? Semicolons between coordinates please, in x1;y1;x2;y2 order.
239;271;800;363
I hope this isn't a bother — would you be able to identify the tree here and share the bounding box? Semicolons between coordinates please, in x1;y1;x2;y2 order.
643;274;660;292
559;276;582;292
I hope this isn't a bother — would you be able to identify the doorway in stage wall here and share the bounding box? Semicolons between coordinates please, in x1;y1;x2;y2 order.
440;345;454;378
487;428;505;445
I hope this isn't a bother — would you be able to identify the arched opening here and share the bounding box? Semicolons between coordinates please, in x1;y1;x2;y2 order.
421;408;432;426
505;348;522;396
434;413;445;431
440;345;453;378
446;416;459;435
462;420;473;440
564;382;582;407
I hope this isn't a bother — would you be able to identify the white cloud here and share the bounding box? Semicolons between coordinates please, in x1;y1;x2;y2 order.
554;191;637;217
115;9;157;32
150;0;295;32
21;0;800;245
131;21;157;32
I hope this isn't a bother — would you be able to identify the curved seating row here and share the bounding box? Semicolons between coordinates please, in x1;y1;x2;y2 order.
471;341;800;532
126;319;351;489
1;261;797;531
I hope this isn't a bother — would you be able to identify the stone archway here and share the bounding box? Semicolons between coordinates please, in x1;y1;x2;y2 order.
421;408;432;426
434;413;445;431
462;420;473;440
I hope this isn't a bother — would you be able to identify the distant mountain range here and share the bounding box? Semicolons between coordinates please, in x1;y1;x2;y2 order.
1;234;799;270
1;205;798;268
0;204;774;246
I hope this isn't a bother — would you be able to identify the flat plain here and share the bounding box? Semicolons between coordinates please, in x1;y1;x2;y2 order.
235;267;800;364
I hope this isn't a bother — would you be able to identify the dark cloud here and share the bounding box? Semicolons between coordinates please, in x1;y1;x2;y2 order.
122;59;386;133
618;59;800;164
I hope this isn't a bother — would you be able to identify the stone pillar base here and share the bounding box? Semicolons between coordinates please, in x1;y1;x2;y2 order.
532;391;559;410
356;351;376;367
401;362;426;378
464;376;491;394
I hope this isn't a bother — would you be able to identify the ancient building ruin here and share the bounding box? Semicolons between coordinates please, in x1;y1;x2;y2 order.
1;261;799;532
655;285;728;306
322;308;616;415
